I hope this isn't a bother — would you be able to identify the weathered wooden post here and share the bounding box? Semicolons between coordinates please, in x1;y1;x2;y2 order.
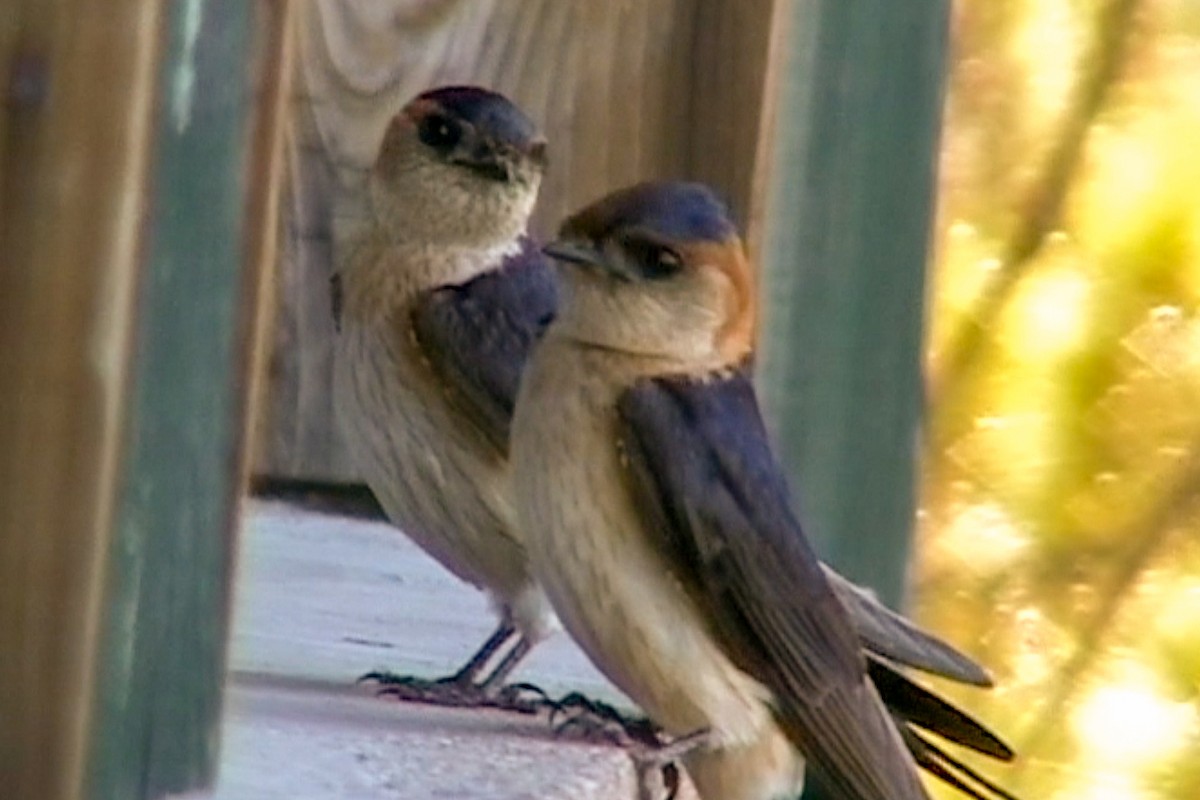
0;2;289;799
758;1;951;613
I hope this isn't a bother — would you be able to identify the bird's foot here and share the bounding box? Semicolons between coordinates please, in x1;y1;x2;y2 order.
359;670;481;706
546;691;662;748
491;681;551;714
358;670;545;714
545;692;701;800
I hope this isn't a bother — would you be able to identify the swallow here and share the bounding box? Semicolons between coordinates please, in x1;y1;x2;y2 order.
328;85;993;719
333;86;557;707
512;181;1017;799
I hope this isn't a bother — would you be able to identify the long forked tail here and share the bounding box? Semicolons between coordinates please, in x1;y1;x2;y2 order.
869;655;1020;800
900;726;1021;800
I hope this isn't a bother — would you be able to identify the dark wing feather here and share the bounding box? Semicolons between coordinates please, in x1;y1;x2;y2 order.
411;236;557;453
617;371;928;800
824;566;994;687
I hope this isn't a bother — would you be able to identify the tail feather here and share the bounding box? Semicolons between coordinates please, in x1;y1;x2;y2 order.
868;656;1013;760
900;726;1022;800
868;654;1020;799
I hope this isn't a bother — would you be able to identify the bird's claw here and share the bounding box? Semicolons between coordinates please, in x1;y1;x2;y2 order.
373;673;481;706
356;669;404;686
546;691;658;744
491;681;550;714
358;670;545;714
545;691;608;726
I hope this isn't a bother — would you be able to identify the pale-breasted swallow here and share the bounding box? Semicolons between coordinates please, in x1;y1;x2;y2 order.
513;181;1017;799
333;86;557;705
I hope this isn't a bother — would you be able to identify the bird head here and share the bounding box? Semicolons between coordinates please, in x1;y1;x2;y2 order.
543;182;756;367
370;86;547;248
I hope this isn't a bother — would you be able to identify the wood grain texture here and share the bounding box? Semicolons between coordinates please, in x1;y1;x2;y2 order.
0;4;161;800
239;0;296;485
260;0;784;480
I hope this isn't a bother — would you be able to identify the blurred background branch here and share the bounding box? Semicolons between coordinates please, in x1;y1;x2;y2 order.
917;0;1200;795
1017;435;1200;765
929;0;1143;422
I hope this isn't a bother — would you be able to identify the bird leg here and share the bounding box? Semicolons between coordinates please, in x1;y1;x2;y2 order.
361;620;545;713
451;619;522;685
548;691;661;747
629;729;711;800
361;619;515;690
478;631;532;691
476;634;550;713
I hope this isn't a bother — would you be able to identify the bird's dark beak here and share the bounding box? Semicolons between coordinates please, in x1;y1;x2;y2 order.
544;239;638;282
542;240;603;267
449;142;512;183
526;139;548;169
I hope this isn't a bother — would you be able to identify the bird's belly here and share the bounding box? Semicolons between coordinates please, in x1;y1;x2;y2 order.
514;388;772;746
334;325;530;603
539;479;770;743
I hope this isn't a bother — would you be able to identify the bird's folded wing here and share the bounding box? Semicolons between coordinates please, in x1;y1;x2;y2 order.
616;369;929;800
411;236;558;453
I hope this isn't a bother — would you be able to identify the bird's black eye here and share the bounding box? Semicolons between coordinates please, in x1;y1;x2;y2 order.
418;113;462;151
629;241;683;280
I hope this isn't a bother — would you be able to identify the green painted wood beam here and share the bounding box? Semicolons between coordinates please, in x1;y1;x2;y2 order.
86;2;260;797
758;0;950;615
758;8;951;796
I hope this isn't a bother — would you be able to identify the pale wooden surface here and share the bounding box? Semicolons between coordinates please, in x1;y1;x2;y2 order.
259;0;785;480
209;500;700;799
226;501;617;694
0;5;161;800
207;679;642;800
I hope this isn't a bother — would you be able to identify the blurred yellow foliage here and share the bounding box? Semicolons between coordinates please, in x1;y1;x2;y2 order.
920;0;1200;796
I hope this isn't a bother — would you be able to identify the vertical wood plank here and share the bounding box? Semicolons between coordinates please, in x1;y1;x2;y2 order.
0;4;162;800
688;0;788;266
757;0;952;616
238;1;295;482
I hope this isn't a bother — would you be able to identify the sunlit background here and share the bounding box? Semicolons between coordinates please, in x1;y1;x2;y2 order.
918;1;1200;797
